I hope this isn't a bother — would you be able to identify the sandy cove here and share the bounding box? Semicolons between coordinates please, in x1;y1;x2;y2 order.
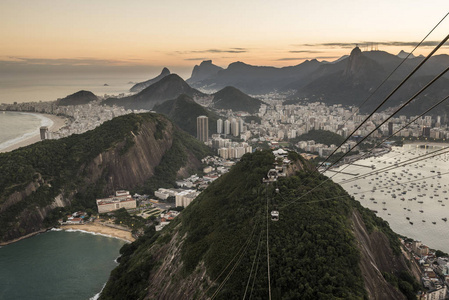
60;221;136;243
0;113;67;153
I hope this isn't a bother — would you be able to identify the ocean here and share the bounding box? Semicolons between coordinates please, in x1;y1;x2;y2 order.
0;68;191;104
0;230;125;300
0;111;53;151
330;144;449;253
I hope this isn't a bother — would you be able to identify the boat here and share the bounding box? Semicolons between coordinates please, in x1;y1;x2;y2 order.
442;218;447;222
432;222;436;224
410;222;414;225
406;217;410;220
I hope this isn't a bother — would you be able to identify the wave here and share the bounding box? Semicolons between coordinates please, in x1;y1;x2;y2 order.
50;228;62;231
89;283;106;300
62;228;130;243
0;112;54;151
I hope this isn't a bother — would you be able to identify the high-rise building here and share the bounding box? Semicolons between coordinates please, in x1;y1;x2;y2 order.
231;118;239;137
197;116;209;142
217;119;223;134
388;122;393;136
40;126;48;140
224;119;231;135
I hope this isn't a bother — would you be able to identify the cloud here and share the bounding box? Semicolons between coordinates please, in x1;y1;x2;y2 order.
176;48;248;54
276;56;340;61
288;50;324;53
184;57;208;61
297;41;445;48
1;56;130;66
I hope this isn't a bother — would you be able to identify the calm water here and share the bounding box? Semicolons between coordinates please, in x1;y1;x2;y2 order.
0;230;125;300
0;111;53;151
330;144;449;253
0;73;145;104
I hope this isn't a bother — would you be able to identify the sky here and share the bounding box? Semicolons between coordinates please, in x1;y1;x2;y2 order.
0;0;448;79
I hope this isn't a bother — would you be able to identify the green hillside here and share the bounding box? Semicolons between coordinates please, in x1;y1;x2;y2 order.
0;113;211;241
212;86;263;114
100;150;417;299
153;94;219;136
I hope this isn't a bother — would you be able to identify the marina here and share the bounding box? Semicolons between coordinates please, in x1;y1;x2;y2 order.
329;143;449;253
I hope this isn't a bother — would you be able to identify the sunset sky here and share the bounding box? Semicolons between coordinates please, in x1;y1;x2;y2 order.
0;0;448;78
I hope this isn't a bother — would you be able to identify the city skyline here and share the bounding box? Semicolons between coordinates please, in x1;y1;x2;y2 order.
1;1;448;79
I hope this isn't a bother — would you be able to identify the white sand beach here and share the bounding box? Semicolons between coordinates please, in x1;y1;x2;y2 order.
0;113;67;153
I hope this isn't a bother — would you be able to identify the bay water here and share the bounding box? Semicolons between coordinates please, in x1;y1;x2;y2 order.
0;230;125;300
331;144;449;253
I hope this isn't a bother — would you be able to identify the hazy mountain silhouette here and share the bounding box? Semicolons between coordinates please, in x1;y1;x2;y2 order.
57;90;98;106
130;67;171;93
104;74;206;110
212;86;263;113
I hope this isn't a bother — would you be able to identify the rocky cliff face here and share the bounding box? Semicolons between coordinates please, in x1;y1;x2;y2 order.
352;210;415;300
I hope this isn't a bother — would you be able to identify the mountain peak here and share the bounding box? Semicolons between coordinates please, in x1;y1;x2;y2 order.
350;46;362;57
130;67;171;93
161;67;170;75
187;60;223;84
397;50;416;59
343;46;381;79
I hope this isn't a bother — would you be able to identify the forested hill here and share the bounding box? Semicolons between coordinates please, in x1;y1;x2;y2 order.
100;150;419;300
153;94;220;136
0;113;211;243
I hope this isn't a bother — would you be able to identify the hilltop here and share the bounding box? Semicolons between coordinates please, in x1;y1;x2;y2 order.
57;90;98;106
0;113;211;243
103;74;206;110
101;150;420;300
212;86;263;114
153;94;219;136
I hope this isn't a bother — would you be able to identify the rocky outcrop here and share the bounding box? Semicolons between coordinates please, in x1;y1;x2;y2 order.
82;120;175;193
351;210;420;300
187;60;223;84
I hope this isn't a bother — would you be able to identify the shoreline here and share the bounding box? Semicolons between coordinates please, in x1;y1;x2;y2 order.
0;222;135;247
0;229;48;246
60;222;136;243
0;112;67;153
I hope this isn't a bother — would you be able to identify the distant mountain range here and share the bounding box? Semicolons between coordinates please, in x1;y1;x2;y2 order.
286;47;449;115
103;74;206;110
186;50;449;116
103;74;263;114
187;59;323;94
99;48;448;116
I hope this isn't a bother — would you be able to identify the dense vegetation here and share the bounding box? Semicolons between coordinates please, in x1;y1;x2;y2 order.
153;94;220;136
291;129;345;146
101;150;414;299
212;86;263;114
138;128;213;195
0;113;210;240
